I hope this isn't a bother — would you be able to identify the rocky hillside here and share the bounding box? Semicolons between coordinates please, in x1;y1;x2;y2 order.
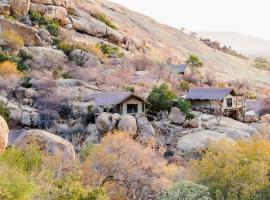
0;0;270;88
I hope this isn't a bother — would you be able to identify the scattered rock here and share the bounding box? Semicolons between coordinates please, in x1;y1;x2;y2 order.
169;107;185;125
14;129;75;162
0;116;9;151
69;49;100;67
31;0;74;9
10;0;30;16
183;118;199;128
37;28;52;44
96;113;120;134
118;114;137;137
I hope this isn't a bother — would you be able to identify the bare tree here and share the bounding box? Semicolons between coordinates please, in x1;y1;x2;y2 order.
211;101;224;125
229;79;250;95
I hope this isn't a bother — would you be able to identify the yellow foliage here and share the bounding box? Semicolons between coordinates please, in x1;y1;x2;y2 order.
0;61;20;76
191;139;270;200
82;131;175;200
1;31;24;50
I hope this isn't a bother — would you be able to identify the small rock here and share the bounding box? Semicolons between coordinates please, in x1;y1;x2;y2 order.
96;113;120;134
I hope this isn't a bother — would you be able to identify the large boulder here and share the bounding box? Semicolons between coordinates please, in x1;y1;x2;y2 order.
69;49;100;67
169;107;185;125
0;17;42;46
136;114;156;147
177;130;235;155
10;0;30;16
0;116;9;151
14;129;75;161
21;47;68;69
118;114;137;137
69;8;124;44
30;3;70;25
96;113;120;134
201;114;256;135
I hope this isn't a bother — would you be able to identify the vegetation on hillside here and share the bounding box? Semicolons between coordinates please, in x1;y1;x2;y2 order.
95;13;117;30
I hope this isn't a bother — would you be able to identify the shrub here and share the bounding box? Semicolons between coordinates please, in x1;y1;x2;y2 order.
175;98;194;120
0;164;36;200
97;43;124;58
178;80;190;92
192;139;270;200
29;11;60;36
0;146;42;172
95;13;117;29
147;83;176;112
186;54;203;71
0;102;10;121
0;61;21;76
17;50;32;72
82;131;174;200
157;181;211;200
0;31;24;51
122;84;135;93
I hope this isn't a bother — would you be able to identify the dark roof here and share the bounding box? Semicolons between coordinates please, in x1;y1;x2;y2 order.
186;87;235;100
169;64;188;73
92;92;147;106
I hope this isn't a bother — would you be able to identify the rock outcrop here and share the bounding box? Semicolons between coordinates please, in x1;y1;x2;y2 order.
0;116;9;151
69;49;100;67
84;124;100;145
177;130;235;156
14;129;75;161
118;114;137;137
0;17;42;46
30;3;71;25
0;2;10;16
136;113;155;147
10;0;30;16
96;113;120;134
21;47;68;69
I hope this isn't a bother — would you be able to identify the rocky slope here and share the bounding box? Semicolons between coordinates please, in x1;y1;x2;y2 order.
1;0;270;88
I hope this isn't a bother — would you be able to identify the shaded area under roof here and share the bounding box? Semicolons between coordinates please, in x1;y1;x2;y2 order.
169;64;188;73
186;87;235;100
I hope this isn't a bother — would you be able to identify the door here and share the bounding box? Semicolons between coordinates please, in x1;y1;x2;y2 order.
127;104;138;114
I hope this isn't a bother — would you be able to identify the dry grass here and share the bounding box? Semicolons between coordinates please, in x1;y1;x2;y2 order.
0;61;21;76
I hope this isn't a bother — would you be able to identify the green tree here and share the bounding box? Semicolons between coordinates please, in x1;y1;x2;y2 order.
254;57;270;70
147;83;176;112
186;54;203;71
176;98;194;120
157;181;211;200
192;139;270;200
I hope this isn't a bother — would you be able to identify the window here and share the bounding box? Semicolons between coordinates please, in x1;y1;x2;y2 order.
226;98;233;107
127;104;138;113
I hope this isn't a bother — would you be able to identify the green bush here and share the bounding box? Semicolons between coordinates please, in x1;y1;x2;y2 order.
157;181;211;200
147;83;176;112
0;102;10;121
95;13;117;30
29;11;60;36
176;98;194;120
0;164;36;200
0;146;42;172
97;43;124;58
178;80;190;92
16;50;32;72
122;84;135;93
57;42;76;56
